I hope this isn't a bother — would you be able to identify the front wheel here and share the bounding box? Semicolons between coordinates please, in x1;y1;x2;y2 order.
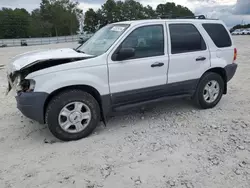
45;90;100;141
194;72;224;109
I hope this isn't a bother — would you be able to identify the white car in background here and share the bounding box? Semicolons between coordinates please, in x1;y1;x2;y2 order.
242;29;250;35
232;28;250;35
232;29;243;35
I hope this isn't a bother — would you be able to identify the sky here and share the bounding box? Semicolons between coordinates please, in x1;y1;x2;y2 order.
0;0;250;28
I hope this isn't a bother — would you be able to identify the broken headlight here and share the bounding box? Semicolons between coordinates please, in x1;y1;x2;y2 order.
15;76;36;92
20;79;36;92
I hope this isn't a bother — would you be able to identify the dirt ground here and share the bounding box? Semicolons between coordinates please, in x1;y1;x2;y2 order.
0;37;249;188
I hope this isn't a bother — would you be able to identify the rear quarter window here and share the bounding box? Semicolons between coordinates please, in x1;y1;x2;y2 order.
202;23;232;48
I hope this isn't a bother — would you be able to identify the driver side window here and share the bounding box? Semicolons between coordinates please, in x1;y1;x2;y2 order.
120;24;164;59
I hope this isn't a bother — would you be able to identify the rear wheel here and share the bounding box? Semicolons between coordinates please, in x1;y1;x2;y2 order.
194;72;224;109
45;90;100;141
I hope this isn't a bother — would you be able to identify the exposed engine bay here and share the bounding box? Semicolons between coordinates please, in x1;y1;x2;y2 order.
6;57;90;95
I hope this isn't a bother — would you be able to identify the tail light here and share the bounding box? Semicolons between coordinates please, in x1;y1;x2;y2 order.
233;48;237;62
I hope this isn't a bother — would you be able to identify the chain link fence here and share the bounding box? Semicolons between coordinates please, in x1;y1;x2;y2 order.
0;35;82;47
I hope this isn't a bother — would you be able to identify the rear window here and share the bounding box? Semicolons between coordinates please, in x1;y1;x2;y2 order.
202;23;232;48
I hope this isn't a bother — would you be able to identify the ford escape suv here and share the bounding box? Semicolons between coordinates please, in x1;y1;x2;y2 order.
6;16;238;141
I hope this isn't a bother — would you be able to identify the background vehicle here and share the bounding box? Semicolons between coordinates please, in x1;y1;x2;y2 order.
21;39;28;46
78;33;93;44
232;29;242;35
78;37;89;44
242;29;250;35
231;28;250;35
0;44;7;48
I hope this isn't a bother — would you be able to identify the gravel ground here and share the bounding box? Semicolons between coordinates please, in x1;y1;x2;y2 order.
0;37;250;188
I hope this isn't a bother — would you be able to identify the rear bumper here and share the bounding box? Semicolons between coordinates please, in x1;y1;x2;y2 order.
224;63;238;82
16;92;49;124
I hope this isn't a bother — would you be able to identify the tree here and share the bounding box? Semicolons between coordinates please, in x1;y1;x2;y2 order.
144;5;157;19
29;8;52;37
156;2;194;18
40;0;82;36
83;9;99;33
83;0;194;33
0;0;82;39
101;0;117;23
0;0;194;38
0;8;31;39
121;0;146;20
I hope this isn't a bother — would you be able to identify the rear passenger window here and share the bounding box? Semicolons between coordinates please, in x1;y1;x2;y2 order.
202;23;232;48
169;24;206;54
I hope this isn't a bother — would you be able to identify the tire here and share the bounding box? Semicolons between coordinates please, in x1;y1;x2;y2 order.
194;72;224;109
45;90;100;141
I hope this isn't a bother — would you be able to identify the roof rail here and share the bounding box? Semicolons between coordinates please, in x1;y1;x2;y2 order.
177;15;206;19
160;15;206;19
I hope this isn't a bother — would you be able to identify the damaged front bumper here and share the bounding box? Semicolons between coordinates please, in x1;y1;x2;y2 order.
6;71;46;123
16;91;49;124
6;72;46;123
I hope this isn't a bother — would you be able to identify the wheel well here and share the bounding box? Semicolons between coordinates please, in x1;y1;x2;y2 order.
43;85;103;123
204;67;227;94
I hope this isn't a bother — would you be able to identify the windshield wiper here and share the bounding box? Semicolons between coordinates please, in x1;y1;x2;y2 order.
73;48;85;53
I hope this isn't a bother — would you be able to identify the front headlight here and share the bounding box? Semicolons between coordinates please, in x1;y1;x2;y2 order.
16;78;36;92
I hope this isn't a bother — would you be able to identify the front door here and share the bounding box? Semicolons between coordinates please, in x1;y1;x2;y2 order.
107;23;169;107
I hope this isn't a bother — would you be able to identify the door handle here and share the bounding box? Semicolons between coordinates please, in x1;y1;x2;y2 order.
151;62;164;68
196;57;206;61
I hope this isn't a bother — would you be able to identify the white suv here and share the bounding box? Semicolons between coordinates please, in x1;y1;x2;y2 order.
6;16;238;141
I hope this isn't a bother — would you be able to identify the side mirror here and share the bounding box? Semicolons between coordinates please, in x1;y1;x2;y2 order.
116;48;135;61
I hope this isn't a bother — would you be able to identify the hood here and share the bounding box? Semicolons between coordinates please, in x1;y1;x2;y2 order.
8;48;93;73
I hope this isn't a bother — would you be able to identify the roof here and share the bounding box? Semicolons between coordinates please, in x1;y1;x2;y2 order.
115;18;223;26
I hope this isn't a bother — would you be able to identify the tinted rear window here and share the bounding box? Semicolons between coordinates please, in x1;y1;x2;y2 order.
169;24;206;54
202;23;232;48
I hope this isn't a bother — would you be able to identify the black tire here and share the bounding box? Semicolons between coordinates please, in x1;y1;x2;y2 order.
45;90;100;141
194;72;224;109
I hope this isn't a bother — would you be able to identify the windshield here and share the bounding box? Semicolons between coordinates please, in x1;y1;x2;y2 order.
77;24;130;56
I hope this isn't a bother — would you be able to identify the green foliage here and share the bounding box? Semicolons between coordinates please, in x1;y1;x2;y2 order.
156;2;193;18
0;0;82;39
83;9;99;33
0;0;194;38
83;0;194;33
0;8;31;38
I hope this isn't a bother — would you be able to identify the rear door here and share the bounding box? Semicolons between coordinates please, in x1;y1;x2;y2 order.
167;23;210;92
202;23;234;65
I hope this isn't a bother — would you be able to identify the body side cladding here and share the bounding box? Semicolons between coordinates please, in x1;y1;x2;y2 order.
111;79;199;108
100;95;112;125
100;79;199;119
113;93;191;113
